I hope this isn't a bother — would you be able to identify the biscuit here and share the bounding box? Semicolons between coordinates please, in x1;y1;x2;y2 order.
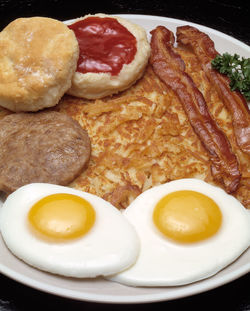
0;17;79;112
67;14;150;99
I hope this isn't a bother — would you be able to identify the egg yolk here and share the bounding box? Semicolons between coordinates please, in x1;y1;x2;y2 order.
153;190;222;243
28;193;96;241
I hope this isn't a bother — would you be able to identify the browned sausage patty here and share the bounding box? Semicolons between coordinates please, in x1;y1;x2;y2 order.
0;111;91;193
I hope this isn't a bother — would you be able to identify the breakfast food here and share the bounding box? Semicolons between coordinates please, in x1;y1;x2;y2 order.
67;13;150;99
108;179;250;286
0;183;139;277
54;21;249;210
150;26;241;193
0;17;79;112
176;25;250;155
57;62;249;209
0;13;249;289
0;111;91;193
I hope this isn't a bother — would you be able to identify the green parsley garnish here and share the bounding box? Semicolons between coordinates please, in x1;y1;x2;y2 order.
211;53;250;101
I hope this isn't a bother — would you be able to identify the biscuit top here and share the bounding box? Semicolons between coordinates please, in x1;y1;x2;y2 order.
0;17;79;110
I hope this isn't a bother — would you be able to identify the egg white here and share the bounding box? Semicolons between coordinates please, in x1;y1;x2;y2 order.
0;183;140;278
108;178;250;287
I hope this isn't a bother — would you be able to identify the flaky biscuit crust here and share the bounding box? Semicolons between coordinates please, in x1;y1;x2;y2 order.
0;17;79;112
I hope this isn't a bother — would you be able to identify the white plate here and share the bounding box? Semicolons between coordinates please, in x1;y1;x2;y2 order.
0;14;249;304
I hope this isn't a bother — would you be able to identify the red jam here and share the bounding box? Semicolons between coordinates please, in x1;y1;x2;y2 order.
68;17;137;76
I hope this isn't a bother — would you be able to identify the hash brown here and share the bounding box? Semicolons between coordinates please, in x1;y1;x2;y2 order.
56;57;249;209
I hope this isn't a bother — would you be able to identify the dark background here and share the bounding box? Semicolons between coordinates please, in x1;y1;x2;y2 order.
0;0;250;45
0;0;249;310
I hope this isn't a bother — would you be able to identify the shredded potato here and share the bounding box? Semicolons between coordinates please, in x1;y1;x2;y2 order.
56;59;249;209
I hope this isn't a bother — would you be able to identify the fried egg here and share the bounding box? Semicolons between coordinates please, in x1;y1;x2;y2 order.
108;179;250;286
0;183;139;278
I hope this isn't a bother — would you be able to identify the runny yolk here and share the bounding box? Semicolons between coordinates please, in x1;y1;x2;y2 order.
28;193;96;241
153;190;222;243
68;17;137;76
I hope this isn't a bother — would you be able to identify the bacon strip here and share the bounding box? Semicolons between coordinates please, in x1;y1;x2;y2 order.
176;25;250;155
150;26;241;193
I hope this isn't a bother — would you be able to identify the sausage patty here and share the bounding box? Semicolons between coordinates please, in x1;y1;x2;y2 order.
0;111;91;193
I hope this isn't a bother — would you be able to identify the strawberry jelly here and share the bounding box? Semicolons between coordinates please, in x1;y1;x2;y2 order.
68;17;137;76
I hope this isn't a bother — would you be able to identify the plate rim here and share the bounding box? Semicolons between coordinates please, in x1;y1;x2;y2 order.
0;256;249;304
0;13;249;304
118;13;250;50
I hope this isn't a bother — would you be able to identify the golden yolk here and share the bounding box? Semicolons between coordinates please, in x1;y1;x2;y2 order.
28;193;96;241
153;190;222;243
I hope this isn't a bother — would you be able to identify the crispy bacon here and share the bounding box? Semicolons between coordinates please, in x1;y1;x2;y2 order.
176;25;250;155
150;26;241;193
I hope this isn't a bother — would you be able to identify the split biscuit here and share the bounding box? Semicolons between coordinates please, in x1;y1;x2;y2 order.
0;17;79;112
67;14;150;99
